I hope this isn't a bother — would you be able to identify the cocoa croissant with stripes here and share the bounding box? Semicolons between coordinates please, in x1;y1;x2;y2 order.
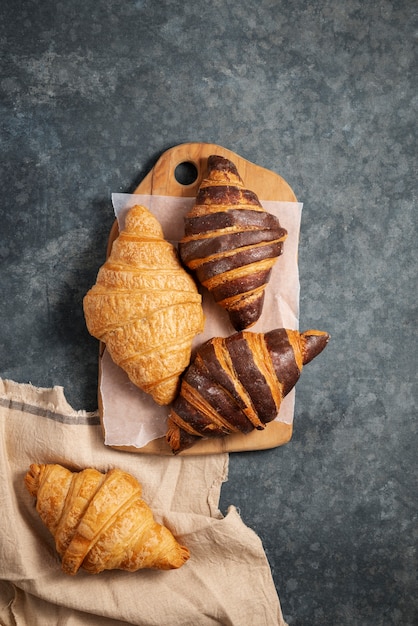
179;155;288;331
166;328;330;453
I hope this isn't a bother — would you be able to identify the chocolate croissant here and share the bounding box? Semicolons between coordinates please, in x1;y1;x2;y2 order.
179;155;288;331
24;463;190;575
83;204;204;405
166;328;329;453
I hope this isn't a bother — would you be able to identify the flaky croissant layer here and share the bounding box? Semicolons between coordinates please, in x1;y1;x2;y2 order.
83;204;205;405
166;328;330;453
24;463;190;575
179;155;288;331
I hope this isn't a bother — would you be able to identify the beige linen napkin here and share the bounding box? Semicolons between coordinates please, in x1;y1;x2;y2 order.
0;378;288;626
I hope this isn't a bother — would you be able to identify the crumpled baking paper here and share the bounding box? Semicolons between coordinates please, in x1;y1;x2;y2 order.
99;193;303;449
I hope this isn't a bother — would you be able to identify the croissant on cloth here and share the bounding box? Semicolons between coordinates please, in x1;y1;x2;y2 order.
166;328;330;453
83;204;205;405
179;155;288;331
24;463;190;575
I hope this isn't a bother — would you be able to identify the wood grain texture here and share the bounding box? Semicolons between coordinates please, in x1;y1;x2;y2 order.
99;142;297;455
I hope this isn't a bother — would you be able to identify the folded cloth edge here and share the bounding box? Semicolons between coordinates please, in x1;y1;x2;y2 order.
0;377;289;626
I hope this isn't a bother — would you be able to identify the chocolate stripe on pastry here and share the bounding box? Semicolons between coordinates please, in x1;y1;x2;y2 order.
196;243;283;282
196;186;262;207
179;154;288;330
225;333;278;422
197;340;248;410
264;329;301;397
180;229;285;266
181;358;254;434
184;209;284;236
166;328;330;454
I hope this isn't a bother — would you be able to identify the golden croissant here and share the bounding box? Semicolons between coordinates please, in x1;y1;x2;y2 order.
83;204;205;405
166;328;330;453
179;155;288;331
24;463;190;575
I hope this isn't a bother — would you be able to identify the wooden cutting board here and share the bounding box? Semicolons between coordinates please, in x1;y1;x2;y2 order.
98;142;298;455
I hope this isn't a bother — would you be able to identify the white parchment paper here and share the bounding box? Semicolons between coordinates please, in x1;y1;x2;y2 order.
100;193;303;448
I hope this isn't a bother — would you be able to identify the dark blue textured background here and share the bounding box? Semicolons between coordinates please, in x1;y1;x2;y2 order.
1;1;417;624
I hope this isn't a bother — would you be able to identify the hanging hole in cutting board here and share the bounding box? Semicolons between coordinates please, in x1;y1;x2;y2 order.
174;161;198;186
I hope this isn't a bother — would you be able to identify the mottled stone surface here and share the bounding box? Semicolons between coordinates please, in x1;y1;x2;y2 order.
1;1;416;624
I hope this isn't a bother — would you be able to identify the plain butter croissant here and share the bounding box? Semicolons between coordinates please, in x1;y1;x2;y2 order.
83;204;204;405
24;463;190;575
166;328;329;453
179;155;288;331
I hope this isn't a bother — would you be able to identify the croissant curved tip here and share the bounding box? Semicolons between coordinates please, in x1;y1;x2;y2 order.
166;544;191;569
206;154;244;185
207;154;240;175
301;330;330;365
166;417;200;454
123;204;163;238
147;378;181;406
24;463;43;497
